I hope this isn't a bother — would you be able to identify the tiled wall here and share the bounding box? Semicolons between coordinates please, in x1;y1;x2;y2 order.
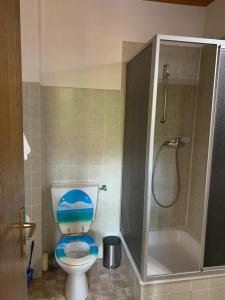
158;45;201;82
187;45;217;243
150;45;201;229
150;83;198;228
42;86;123;257
22;82;42;278
122;244;225;300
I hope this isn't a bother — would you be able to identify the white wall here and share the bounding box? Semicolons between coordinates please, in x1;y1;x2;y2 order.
21;0;205;88
20;0;40;82
204;0;225;38
40;0;205;89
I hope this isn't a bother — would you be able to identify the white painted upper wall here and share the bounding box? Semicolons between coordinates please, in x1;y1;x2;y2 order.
20;0;40;82
204;0;225;38
40;0;205;89
21;0;206;88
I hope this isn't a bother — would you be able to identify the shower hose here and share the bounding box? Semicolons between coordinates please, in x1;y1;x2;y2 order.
151;142;180;208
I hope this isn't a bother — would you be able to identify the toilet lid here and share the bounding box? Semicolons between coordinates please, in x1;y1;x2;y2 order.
55;234;98;266
57;189;94;234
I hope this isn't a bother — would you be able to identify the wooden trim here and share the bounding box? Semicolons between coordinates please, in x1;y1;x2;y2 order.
145;0;215;7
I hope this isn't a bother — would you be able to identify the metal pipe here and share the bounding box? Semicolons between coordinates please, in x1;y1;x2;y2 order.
161;64;170;123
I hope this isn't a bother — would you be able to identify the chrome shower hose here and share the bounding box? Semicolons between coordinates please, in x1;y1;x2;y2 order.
151;142;180;208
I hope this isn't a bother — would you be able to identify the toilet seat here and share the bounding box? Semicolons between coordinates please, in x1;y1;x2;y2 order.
55;234;98;266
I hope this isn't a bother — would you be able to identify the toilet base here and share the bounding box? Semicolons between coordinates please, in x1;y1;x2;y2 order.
66;273;88;300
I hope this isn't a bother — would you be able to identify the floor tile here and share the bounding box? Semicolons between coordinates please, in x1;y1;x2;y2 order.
28;260;133;300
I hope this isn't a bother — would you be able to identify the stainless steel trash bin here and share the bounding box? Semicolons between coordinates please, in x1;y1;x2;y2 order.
103;236;121;269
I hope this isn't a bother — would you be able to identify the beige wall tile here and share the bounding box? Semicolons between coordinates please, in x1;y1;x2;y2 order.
30;117;42;136
104;164;122;180
25;189;32;207
208;287;225;300
44;99;59;119
191;289;209;300
88;165;104;181
74;165;89;181
22;82;29;100
143;282;173;296
58;165;74;180
24;156;31;172
76;150;89;165
23;117;30;137
153;292;191;300
209;276;225;288
191;278;209;290
105;134;122;150
30;137;42;155
31;155;42;172
43;86;58;102
104;150;121;165
42;86;122;256
30;82;41;101
45;150;58;165
32;172;42;189
88;151;104;165
88;135;104;151
32;204;42;223
58;150;74;165
32;189;42;205
23;82;42;278
44;164;59;184
30;100;42;118
45;118;58;136
106;90;121;106
172;281;191;293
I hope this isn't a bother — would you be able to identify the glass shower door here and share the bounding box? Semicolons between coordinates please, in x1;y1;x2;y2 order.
203;47;225;269
120;43;153;272
148;39;218;277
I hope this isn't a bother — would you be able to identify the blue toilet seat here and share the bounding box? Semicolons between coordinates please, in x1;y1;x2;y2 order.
55;234;98;266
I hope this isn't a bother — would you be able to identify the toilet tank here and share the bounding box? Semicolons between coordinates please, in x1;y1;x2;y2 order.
51;182;99;234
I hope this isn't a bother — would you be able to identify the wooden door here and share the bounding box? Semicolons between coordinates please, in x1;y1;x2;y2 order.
0;1;26;299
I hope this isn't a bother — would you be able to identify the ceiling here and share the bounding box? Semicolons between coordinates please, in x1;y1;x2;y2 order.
146;0;215;6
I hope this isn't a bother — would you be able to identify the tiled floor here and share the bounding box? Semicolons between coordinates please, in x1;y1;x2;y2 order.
28;260;134;300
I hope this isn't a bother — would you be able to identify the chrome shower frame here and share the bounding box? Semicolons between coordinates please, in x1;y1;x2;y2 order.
122;34;225;282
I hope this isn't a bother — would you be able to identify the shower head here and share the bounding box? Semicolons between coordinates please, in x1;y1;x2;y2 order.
163;64;170;77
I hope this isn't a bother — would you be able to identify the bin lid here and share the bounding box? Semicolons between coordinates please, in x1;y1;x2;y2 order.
103;236;121;246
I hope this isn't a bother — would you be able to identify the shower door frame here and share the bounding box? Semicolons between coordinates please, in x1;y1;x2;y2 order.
139;34;225;281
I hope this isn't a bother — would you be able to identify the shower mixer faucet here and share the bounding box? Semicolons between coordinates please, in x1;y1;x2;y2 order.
166;138;179;148
166;136;191;148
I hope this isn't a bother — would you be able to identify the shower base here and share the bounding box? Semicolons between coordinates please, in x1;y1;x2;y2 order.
147;229;200;276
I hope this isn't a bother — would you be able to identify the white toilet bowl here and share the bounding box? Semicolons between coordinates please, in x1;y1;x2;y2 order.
56;254;96;300
55;234;98;300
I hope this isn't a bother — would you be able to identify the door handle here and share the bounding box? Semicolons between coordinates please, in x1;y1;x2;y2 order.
22;222;36;240
10;208;36;257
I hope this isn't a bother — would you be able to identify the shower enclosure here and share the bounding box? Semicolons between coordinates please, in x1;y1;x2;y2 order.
120;34;225;281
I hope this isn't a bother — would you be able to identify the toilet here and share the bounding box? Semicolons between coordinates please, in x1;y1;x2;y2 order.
51;182;99;300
